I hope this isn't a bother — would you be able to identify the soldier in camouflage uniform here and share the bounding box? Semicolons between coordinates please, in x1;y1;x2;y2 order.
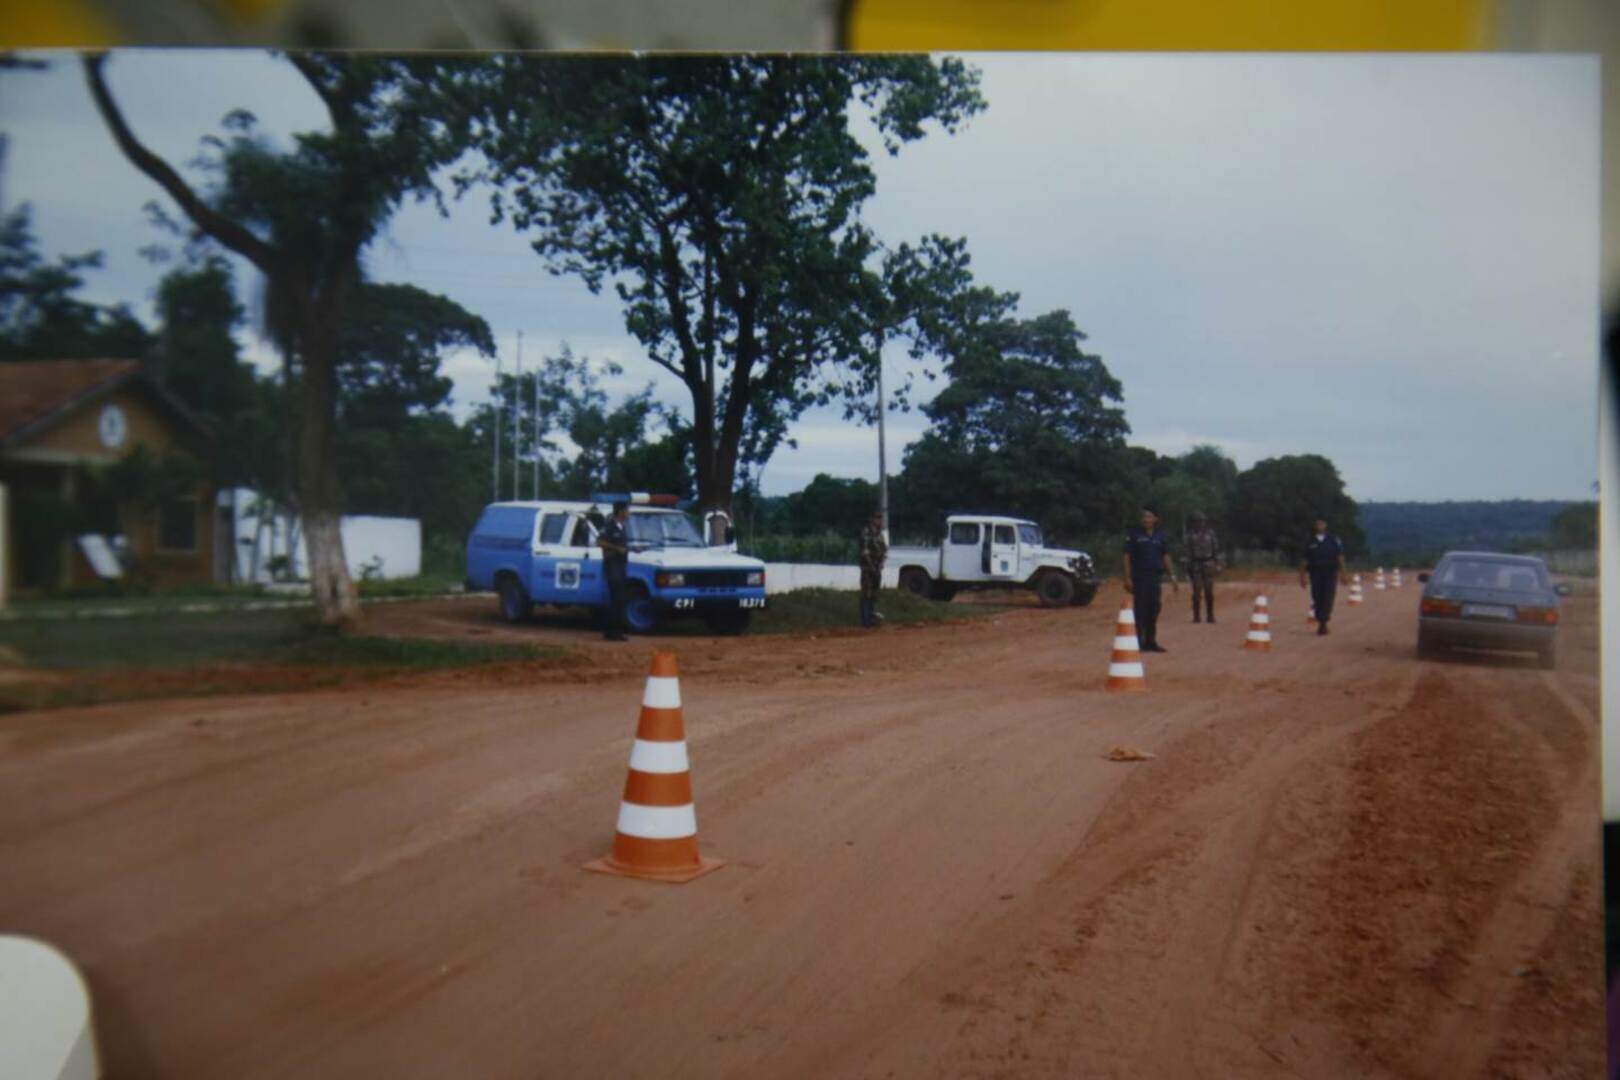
1184;511;1221;623
858;510;887;629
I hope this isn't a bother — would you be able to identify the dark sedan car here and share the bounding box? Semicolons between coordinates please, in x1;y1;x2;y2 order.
1416;552;1571;668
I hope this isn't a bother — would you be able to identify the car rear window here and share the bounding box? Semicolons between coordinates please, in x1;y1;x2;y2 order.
475;506;537;541
1435;559;1546;591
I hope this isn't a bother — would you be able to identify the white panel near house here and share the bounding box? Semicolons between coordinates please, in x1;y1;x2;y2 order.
217;488;421;583
338;516;421;580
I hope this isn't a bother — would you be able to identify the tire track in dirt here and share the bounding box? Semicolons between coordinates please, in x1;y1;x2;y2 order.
1419;670;1602;1079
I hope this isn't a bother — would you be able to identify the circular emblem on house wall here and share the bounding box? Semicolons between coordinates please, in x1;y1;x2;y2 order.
97;403;128;449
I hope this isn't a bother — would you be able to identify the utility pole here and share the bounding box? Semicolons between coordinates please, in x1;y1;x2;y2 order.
512;332;522;500
492;349;502;501
531;336;541;500
875;337;889;542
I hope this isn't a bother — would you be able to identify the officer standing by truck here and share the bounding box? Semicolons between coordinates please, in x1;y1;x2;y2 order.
1184;511;1221;624
858;510;887;629
1123;508;1178;652
599;500;631;641
1299;517;1347;636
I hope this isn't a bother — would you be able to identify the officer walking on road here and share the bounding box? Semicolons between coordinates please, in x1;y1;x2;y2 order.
1124;508;1178;652
600;500;631;642
1299;517;1348;636
1184;511;1222;624
858;510;888;629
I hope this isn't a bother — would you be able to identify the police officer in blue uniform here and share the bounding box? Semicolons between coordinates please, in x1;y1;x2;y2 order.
599;500;631;641
1123;508;1178;652
1299;517;1347;636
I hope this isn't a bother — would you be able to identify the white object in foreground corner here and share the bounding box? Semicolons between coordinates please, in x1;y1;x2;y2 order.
0;936;99;1080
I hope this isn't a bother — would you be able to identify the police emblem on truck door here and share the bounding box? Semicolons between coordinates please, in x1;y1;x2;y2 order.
556;562;581;590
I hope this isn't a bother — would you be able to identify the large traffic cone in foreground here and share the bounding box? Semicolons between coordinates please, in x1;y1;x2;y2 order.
1106;598;1146;692
1244;595;1273;651
1348;574;1363;606
585;651;724;883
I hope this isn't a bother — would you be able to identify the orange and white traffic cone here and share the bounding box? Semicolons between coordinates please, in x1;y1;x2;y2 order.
1243;595;1272;651
1393;567;1403;589
1375;567;1386;591
585;651;725;883
1306;598;1317;625
1348;574;1363;606
1106;598;1146;692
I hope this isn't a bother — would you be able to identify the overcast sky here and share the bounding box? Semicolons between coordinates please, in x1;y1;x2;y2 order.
0;51;1599;501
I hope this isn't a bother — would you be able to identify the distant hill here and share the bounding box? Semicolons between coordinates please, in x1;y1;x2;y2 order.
1356;499;1578;560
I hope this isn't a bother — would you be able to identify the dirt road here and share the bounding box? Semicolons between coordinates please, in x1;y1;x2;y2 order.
0;578;1602;1077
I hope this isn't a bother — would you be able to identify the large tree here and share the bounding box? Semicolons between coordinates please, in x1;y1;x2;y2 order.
893;309;1131;542
84;52;474;625
330;283;495;548
462;55;985;515
1232;453;1364;558
0;204;154;362
148;256;281;492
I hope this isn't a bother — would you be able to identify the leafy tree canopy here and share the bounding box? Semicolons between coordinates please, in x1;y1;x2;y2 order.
0;204;154;362
1232;453;1364;558
459;54;986;512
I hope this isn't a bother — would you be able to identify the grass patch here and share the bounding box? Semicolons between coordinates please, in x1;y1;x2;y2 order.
356;573;465;599
747;587;1014;634
0;608;556;714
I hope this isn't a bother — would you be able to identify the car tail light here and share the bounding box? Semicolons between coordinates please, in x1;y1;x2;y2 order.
747;571;764;587
655;572;686;587
1515;606;1558;625
1420;597;1461;617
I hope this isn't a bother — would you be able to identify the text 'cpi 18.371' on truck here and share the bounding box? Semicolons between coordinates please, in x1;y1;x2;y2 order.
465;494;767;634
888;514;1100;607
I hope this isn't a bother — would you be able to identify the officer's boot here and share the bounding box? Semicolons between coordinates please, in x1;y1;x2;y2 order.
1205;594;1215;623
1192;594;1201;623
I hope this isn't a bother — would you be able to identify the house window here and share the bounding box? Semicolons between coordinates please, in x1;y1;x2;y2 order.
159;498;198;552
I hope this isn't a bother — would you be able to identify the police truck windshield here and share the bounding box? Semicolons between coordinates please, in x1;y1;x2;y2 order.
1018;524;1042;546
627;511;705;547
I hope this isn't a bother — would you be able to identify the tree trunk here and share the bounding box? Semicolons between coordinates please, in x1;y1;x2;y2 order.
298;300;360;627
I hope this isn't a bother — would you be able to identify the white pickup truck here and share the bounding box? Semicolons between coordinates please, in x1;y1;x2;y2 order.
888;514;1100;607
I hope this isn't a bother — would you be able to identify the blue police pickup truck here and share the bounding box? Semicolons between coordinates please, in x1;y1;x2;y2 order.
465;494;768;634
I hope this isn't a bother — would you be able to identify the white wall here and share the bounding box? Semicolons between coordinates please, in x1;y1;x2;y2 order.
219;489;422;583
338;517;422;580
763;563;899;594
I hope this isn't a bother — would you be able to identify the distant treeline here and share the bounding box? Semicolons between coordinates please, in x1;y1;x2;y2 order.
1358;499;1595;563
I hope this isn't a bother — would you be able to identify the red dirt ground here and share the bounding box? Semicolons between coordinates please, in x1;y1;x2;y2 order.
0;577;1602;1078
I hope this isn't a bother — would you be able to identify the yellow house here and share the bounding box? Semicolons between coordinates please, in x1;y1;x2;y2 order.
0;359;217;595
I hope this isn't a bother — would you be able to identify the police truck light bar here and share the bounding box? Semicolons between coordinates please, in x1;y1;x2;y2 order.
589;492;682;507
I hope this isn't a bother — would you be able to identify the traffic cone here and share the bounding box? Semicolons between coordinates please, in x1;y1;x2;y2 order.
1348;574;1363;606
1106;597;1146;692
1393;567;1403;589
1375;567;1386;591
1306;598;1317;625
585;651;725;883
1243;595;1272;651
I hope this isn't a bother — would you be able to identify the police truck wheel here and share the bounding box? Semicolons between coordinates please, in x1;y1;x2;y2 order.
623;583;659;634
496;575;531;624
899;568;932;598
1035;571;1075;607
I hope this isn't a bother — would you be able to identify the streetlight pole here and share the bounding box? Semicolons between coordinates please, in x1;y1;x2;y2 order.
875;336;889;542
492;349;501;501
